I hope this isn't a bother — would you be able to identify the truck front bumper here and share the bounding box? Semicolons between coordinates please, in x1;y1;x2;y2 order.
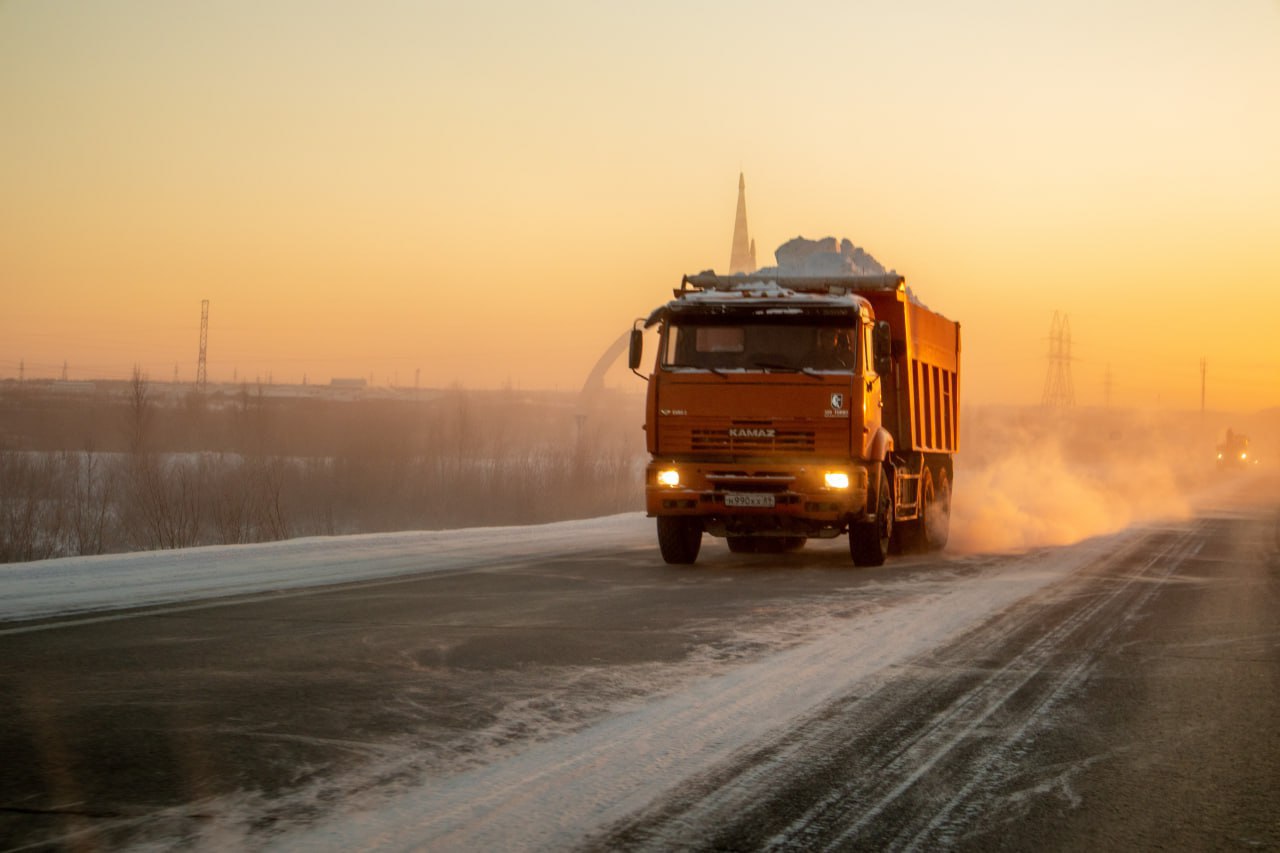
645;460;869;538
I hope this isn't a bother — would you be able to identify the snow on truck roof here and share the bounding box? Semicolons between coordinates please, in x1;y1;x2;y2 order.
676;271;934;312
680;271;904;296
644;274;891;328
683;271;904;306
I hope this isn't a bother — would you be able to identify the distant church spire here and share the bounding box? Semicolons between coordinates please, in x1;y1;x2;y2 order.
729;172;757;274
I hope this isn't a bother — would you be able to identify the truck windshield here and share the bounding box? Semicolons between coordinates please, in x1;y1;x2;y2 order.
663;321;857;372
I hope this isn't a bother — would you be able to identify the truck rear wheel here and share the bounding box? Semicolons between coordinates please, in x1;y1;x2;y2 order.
850;467;892;566
923;466;951;551
657;516;703;564
895;463;952;554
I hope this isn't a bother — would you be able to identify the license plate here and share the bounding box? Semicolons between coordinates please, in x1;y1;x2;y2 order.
724;493;776;508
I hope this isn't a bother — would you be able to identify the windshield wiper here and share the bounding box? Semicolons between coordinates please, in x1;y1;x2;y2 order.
753;361;824;380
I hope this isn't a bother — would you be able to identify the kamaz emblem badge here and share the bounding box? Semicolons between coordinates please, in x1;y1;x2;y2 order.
830;393;845;410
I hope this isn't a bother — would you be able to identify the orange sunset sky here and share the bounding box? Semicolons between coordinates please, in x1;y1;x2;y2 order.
2;1;1278;410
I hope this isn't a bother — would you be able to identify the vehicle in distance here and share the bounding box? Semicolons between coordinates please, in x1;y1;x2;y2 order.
1217;428;1257;467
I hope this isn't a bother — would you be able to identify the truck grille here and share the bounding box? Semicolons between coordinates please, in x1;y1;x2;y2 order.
691;428;816;454
706;471;796;493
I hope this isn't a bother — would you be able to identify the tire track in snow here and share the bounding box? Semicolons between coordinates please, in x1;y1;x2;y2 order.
829;524;1203;850
589;523;1203;851
261;530;1145;851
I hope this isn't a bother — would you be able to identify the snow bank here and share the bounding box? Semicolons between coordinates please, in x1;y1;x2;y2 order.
0;514;653;624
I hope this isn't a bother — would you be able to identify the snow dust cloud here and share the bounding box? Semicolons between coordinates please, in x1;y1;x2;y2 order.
946;406;1218;554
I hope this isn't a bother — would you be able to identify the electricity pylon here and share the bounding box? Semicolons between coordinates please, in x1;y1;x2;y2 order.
1042;311;1075;409
197;299;209;392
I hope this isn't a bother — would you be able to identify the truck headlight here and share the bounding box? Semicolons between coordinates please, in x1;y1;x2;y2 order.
657;469;681;487
824;471;850;490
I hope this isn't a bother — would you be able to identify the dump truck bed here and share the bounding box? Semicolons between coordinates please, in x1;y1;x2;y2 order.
860;289;960;456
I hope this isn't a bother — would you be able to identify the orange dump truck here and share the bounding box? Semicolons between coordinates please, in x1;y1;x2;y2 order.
629;272;960;565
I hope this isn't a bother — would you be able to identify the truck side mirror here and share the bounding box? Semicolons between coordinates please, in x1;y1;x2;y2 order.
628;329;644;371
873;321;892;376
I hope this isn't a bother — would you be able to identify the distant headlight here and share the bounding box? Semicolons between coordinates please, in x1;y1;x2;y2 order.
1241;452;1248;460
824;471;851;490
1217;452;1223;459
657;469;681;487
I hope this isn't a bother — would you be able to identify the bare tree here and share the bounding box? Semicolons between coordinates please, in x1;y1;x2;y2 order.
122;456;203;550
253;455;290;541
126;366;153;455
121;367;205;549
67;450;112;556
0;451;67;563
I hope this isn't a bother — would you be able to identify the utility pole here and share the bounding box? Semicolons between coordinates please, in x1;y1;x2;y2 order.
197;299;209;392
61;360;68;381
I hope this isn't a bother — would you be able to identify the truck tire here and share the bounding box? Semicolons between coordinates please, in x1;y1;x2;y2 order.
922;466;951;551
895;463;952;553
850;467;892;566
657;516;703;564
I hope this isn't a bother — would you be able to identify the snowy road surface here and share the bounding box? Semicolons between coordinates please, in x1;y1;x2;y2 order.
2;479;1278;850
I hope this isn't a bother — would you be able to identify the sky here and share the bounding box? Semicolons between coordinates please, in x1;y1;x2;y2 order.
2;0;1278;409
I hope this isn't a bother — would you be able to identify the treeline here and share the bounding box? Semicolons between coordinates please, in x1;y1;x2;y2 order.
0;376;645;563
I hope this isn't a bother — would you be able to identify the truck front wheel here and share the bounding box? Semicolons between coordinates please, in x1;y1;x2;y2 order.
657;516;703;564
850;467;892;567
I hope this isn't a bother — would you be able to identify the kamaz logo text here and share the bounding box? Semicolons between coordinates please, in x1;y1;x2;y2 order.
729;428;776;439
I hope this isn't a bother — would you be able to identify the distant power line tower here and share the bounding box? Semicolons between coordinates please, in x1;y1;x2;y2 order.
1041;311;1075;409
197;299;209;392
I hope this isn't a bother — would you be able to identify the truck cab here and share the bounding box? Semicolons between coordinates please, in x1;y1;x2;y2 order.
633;272;959;567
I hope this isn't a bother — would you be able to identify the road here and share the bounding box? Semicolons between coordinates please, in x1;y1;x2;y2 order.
2;478;1278;851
